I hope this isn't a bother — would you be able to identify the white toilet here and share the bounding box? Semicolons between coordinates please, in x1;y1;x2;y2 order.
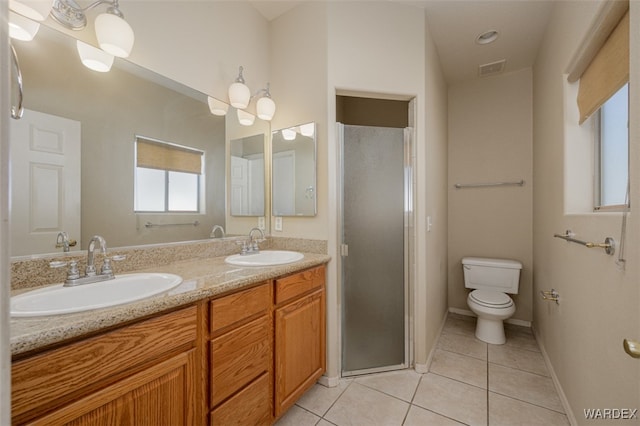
462;257;522;344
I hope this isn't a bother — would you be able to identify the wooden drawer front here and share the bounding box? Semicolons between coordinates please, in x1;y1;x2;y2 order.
210;372;271;426
210;282;271;334
275;266;325;305
12;306;197;424
210;315;271;408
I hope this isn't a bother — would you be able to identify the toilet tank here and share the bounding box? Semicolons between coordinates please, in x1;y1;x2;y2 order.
462;257;522;294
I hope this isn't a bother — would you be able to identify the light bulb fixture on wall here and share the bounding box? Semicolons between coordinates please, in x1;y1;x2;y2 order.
50;0;135;58
228;66;251;109
256;83;276;121
227;66;277;122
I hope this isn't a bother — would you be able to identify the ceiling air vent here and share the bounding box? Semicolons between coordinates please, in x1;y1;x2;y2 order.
478;59;506;77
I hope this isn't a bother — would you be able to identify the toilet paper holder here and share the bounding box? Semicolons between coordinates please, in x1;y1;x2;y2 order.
540;289;560;304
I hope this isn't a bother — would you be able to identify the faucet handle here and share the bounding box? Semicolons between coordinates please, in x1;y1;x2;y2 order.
49;260;80;280
101;255;126;275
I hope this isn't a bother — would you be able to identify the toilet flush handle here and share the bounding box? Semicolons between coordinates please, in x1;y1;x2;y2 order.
623;339;640;358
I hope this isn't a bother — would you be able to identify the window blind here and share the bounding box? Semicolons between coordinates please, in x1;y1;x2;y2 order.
577;10;629;124
136;137;203;175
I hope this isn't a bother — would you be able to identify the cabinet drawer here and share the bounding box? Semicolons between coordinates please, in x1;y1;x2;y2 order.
275;266;325;305
210;282;271;334
210;372;271;426
12;306;198;424
210;315;271;408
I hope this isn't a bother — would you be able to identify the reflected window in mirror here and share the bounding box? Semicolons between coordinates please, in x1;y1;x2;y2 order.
272;122;317;217
135;136;204;213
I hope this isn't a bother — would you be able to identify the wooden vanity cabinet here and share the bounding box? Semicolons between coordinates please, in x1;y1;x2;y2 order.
11;305;201;426
208;282;273;425
273;266;326;419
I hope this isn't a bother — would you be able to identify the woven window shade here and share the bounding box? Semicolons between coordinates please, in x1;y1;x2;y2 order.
577;11;629;124
137;138;203;174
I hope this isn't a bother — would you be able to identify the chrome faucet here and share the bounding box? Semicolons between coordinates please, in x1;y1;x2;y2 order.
210;225;225;239
55;231;77;252
50;235;125;286
240;227;265;255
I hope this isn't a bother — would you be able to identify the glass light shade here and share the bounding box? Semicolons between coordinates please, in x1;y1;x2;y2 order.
300;123;315;137
237;109;255;126
77;40;114;73
282;128;297;141
228;82;250;109
256;96;276;121
9;0;52;21
94;12;135;58
9;11;40;41
207;97;228;116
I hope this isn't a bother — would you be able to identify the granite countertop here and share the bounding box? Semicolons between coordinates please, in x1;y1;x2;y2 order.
10;252;330;357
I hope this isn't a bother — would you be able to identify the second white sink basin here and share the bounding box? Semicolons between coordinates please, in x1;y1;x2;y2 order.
225;250;304;266
11;273;183;317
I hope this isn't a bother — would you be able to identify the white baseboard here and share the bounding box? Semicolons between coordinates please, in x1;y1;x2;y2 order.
532;325;578;426
318;374;340;388
416;310;450;374
448;307;532;328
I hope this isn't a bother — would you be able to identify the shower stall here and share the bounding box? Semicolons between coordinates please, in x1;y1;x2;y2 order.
338;123;413;376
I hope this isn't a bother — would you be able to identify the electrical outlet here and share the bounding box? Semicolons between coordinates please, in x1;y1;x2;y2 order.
275;217;283;232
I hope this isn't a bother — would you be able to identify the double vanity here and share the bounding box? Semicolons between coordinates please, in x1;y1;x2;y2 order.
10;241;329;425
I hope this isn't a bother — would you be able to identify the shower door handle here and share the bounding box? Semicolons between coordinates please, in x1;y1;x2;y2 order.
340;244;349;256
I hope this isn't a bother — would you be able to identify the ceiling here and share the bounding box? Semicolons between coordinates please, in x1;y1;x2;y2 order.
249;0;555;85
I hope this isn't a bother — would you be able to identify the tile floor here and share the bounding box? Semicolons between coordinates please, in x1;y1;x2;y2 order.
275;313;570;426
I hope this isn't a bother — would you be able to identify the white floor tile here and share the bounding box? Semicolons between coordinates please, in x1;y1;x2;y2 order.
355;369;422;402
430;349;488;388
296;380;352;417
403;405;466;426
274;405;321;426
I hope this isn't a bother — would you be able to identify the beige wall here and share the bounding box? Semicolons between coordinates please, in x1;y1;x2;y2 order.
533;0;640;422
448;68;533;323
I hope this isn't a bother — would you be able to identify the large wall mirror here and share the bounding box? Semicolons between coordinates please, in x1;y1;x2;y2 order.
272;122;317;217
9;23;269;257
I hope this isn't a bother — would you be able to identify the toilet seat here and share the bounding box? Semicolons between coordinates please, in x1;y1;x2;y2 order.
469;289;513;309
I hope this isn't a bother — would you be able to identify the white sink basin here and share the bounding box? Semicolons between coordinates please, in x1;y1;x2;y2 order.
225;250;304;267
11;273;183;317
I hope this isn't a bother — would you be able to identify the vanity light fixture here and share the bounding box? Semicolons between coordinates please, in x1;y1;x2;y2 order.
50;0;135;58
256;83;276;121
228;66;277;121
237;109;256;126
9;11;40;41
9;0;53;21
207;97;229;116
228;66;251;109
76;40;114;72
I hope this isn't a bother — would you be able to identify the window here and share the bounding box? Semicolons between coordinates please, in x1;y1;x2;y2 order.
134;136;204;213
596;83;629;209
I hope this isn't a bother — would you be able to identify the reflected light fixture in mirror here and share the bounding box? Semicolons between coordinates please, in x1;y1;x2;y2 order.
300;122;315;137
50;0;135;58
282;127;296;141
208;96;229;116
77;40;114;72
9;11;40;41
237;109;256;126
9;0;52;21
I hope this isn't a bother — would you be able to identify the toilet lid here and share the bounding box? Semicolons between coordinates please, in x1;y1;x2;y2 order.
469;289;513;308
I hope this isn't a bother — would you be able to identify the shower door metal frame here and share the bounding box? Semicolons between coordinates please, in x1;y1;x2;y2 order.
337;123;414;377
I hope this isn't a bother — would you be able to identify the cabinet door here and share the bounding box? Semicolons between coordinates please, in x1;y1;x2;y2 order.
274;288;326;417
29;350;196;426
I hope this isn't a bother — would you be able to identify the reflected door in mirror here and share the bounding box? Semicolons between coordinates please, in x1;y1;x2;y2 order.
10;109;81;256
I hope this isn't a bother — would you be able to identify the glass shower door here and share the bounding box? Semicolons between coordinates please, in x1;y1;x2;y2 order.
340;124;409;375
